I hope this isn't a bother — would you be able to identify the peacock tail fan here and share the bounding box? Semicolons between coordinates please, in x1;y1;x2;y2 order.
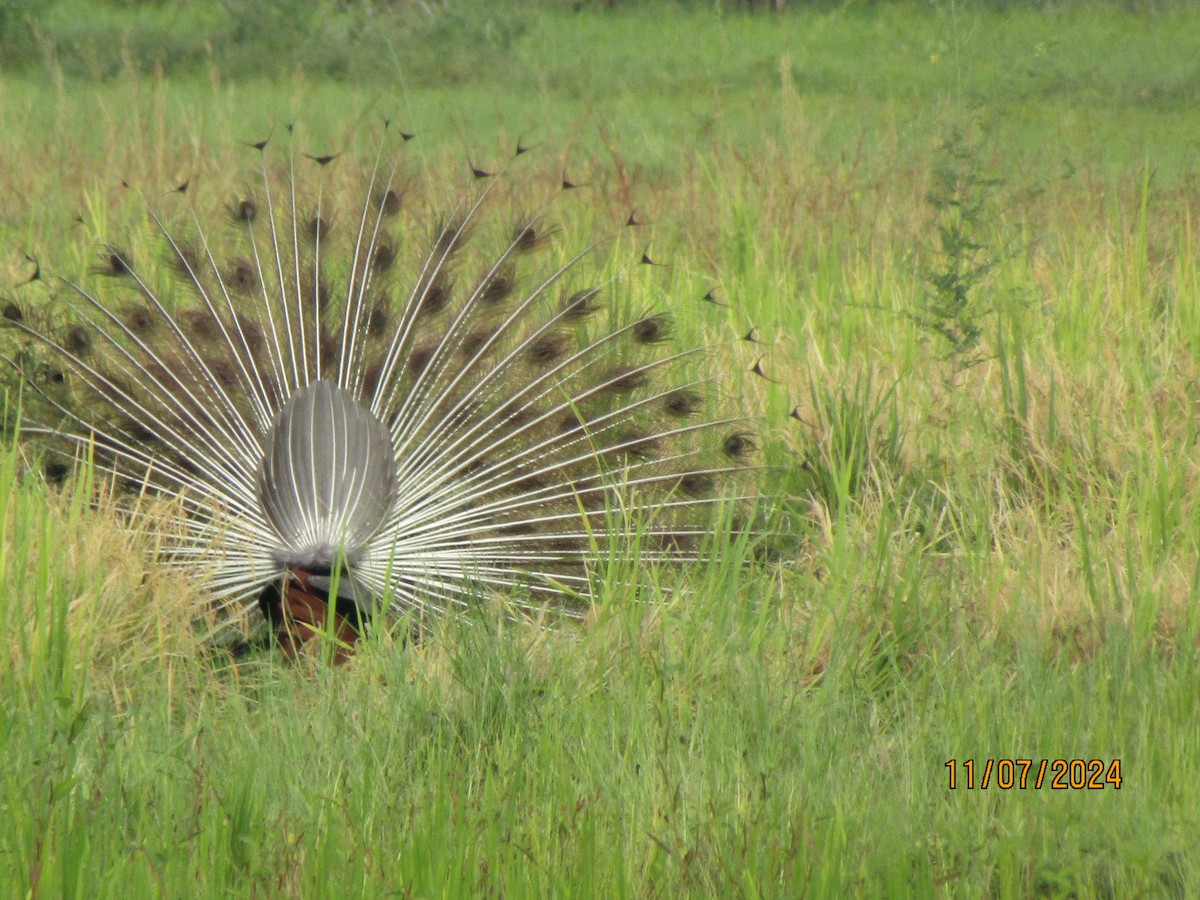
2;125;765;653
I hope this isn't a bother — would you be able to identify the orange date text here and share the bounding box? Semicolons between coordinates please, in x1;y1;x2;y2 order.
944;759;1122;790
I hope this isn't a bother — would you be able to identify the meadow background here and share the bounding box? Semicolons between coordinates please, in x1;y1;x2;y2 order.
2;0;1200;895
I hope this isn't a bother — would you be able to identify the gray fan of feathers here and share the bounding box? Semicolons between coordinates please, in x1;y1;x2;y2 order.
3;129;761;656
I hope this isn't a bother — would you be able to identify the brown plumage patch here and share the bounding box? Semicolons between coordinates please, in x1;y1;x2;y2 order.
377;188;402;216
512;222;556;253
144;361;185;397
601;365;648;395
513;469;549;493
497;401;538;431
478;267;514;306
318;331;341;372
260;374;283;408
614;431;660;461
366;297;391;337
722;431;756;459
97;376;133;405
63;325;91;355
460;329;492;359
207;357;239;389
125;307;156;335
261;570;362;666
632;314;672;344
301;277;331;309
527;332;568;365
230;196;257;223
418;275;453;317
234;313;264;354
170;243;204;280
555;412;590;437
372;240;397;273
226;259;259;294
561;288;599;321
43;459;70;485
407;343;436;377
308;215;330;243
663;388;702;417
178;309;221;341
433;217;469;260
96;249;133;278
458;455;486;478
124;421;156;444
361;360;384;397
496;520;537;537
678;472;715;498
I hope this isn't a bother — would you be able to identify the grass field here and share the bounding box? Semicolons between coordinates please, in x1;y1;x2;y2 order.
3;1;1200;896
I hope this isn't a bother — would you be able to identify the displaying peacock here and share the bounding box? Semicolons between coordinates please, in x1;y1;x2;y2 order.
3;127;761;661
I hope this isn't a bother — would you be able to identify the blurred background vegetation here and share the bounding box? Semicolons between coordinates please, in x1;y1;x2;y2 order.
3;0;1196;84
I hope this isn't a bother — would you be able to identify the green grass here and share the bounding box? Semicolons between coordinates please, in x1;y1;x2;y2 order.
4;1;1200;895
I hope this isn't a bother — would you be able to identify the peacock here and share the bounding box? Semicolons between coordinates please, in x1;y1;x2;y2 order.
3;127;761;661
